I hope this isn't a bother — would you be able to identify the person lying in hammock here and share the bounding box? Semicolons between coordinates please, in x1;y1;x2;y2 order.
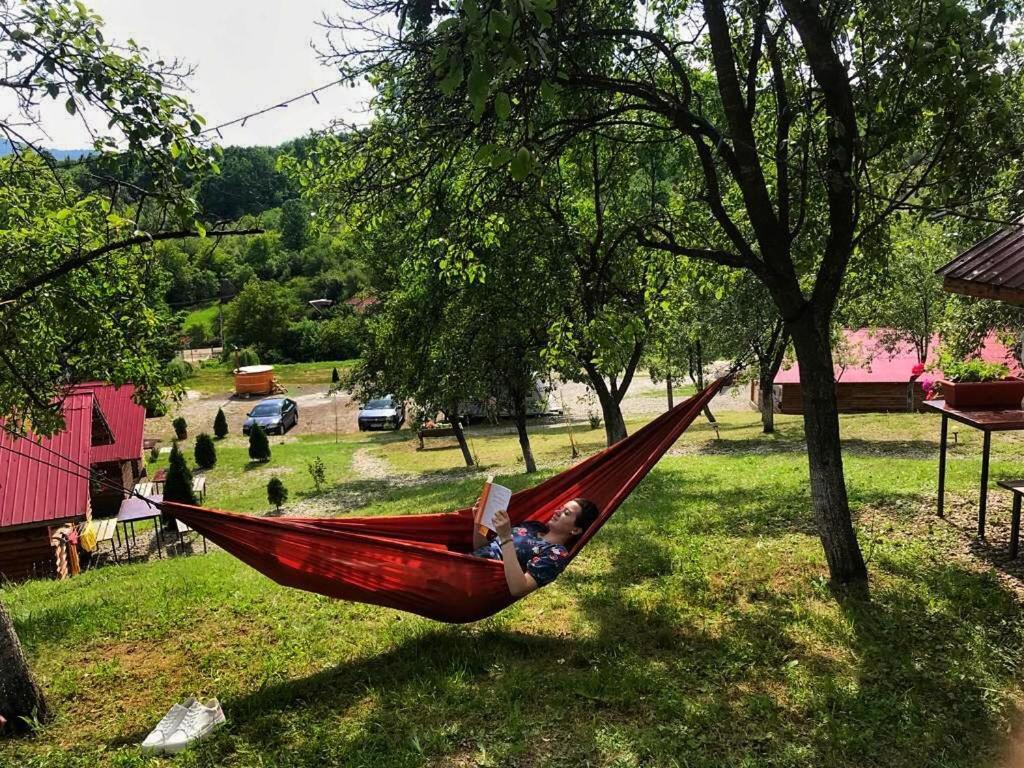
471;498;599;597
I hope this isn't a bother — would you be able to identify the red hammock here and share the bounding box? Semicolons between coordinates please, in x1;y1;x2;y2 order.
162;378;726;623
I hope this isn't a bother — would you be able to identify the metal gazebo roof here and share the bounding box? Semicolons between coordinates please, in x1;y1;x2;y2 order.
936;219;1024;304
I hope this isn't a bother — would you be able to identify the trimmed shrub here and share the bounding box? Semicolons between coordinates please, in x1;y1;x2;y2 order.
236;347;260;367
172;416;188;440
164;444;196;505
165;358;194;384
194;433;217;470
267;477;288;512
332;367;340;384
213;408;228;439
248;424;271;462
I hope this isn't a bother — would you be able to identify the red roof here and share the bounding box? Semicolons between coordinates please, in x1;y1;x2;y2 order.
774;329;1020;384
69;382;145;463
0;394;95;529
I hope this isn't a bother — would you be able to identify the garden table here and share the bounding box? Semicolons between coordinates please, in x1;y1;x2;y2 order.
923;400;1024;537
116;493;164;562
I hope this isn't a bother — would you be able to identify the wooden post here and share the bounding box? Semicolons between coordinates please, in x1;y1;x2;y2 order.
937;415;948;518
979;430;991;537
1011;494;1020;560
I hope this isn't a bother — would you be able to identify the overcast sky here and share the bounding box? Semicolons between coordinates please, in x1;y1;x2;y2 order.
21;0;374;149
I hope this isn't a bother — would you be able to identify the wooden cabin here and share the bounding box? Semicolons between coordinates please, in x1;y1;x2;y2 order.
752;329;1019;415
70;382;146;515
0;394;113;582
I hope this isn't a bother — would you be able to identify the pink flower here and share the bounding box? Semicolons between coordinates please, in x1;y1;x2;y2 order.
912;363;926;376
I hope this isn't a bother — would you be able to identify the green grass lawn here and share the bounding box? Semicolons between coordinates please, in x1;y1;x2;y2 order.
148;434;363;513
4;410;1024;767
185;360;359;396
181;302;224;338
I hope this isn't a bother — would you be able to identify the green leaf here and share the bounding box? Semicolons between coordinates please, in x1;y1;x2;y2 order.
467;66;489;111
494;92;511;120
489;10;512;38
438;57;464;96
474;143;497;164
490;147;513;168
65;98;77;115
510;146;531;180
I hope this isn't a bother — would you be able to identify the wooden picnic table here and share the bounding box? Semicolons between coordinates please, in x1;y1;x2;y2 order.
923;400;1024;538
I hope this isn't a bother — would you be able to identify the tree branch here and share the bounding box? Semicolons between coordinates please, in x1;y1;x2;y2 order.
0;228;263;307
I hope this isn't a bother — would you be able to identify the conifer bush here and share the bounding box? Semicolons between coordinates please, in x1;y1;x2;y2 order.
163;444;196;506
267;477;288;512
248;424;271;462
213;408;228;439
194;433;217;469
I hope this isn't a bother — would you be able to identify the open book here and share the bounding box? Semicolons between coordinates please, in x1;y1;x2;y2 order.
475;475;513;536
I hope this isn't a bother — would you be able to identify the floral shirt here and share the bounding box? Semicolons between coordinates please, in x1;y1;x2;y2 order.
472;521;571;587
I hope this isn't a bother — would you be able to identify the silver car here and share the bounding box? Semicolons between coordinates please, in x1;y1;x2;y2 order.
357;395;405;431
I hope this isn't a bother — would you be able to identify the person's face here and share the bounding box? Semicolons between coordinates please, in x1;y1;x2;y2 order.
547;500;584;537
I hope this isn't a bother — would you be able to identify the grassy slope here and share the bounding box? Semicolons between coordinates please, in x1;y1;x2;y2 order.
182;302;222;337
3;410;1024;767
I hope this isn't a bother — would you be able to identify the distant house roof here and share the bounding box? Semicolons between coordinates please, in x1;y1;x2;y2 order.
0;393;98;529
937;220;1024;305
69;382;145;464
774;328;1019;385
343;295;378;314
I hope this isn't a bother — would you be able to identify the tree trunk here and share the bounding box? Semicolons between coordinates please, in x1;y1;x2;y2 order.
788;319;868;587
758;335;788;434
512;401;538;473
582;366;628;446
666;376;674;410
759;377;776;433
0;600;49;733
595;388;627;445
446;412;474;467
692;341;717;424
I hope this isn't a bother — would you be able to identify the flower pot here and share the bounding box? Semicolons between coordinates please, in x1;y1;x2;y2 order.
938;378;1024;409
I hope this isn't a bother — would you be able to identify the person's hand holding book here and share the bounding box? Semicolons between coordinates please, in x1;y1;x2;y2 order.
492;509;512;543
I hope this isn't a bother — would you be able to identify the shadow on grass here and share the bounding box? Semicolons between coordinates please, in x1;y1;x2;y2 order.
688;436;946;460
570;525;1024;766
166;548;1024;767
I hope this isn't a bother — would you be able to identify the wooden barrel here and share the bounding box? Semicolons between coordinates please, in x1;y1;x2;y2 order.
233;365;275;395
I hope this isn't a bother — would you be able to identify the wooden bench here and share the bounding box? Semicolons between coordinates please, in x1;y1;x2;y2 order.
134;481;158;497
192;476;207;501
417;426;459;449
174;518;208;554
995;479;1023;559
79;517;120;566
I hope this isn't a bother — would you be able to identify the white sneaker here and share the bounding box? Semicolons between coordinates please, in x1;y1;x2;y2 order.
161;698;226;754
141;696;196;754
